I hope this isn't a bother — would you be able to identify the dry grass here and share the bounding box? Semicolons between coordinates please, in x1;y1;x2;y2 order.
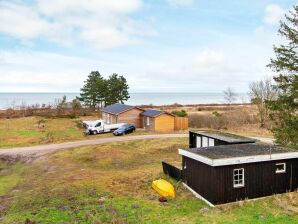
188;105;273;137
0;138;297;223
0;116;187;148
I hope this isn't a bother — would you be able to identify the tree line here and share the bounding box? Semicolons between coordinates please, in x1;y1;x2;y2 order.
78;71;130;109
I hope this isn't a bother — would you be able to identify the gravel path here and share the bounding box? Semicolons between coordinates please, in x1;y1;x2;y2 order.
0;134;273;162
0;134;188;162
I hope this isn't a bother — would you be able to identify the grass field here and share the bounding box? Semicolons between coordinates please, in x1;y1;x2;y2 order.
0;138;297;223
0;111;270;149
0;116;184;148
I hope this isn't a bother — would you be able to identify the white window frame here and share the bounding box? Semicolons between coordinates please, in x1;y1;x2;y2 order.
275;163;286;174
233;168;245;188
146;117;150;126
196;136;201;148
202;136;208;147
208;138;215;147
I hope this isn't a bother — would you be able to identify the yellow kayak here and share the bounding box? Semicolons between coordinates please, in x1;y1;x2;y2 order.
152;179;175;198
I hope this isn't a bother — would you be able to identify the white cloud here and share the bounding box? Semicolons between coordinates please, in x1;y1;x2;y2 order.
0;51;98;92
263;4;285;25
0;0;155;49
0;2;49;39
166;0;194;7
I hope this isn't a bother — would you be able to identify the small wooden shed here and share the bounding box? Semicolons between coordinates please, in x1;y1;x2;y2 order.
141;109;175;132
179;144;298;206
102;103;144;128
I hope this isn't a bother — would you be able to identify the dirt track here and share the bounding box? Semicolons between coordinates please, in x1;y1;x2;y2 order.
0;134;188;162
0;134;273;162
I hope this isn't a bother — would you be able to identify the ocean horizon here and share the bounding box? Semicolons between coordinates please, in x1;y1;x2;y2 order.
0;92;249;109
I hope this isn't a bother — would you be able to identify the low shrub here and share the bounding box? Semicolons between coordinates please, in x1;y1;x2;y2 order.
58;114;77;119
43;131;55;143
171;110;188;117
74;120;84;129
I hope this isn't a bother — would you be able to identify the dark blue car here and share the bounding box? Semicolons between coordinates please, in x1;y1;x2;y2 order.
113;124;136;136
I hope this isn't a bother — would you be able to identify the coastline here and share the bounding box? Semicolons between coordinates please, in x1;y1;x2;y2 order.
0;92;249;110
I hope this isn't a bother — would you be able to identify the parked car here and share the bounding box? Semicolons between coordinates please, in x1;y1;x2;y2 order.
113;124;136;136
83;120;126;135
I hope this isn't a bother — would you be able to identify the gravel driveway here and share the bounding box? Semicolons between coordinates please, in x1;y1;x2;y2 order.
0;134;273;162
0;134;188;162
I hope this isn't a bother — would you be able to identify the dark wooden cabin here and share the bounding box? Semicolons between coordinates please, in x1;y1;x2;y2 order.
189;130;256;148
179;144;298;206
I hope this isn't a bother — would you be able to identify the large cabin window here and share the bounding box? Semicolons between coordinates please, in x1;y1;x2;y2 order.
233;168;245;188
202;137;208;147
209;138;215;146
275;163;286;174
196;136;201;148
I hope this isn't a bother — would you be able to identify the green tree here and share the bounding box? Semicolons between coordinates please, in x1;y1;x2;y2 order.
105;73;130;105
78;71;106;110
267;6;298;147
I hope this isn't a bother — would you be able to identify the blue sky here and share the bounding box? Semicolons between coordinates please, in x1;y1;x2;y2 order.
0;0;296;92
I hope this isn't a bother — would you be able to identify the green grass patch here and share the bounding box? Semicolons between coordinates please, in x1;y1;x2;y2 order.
0;162;27;196
15;130;43;138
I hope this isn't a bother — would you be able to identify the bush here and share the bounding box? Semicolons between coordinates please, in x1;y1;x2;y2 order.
75;120;84;129
171;110;188;117
43;132;55;143
58;114;77;119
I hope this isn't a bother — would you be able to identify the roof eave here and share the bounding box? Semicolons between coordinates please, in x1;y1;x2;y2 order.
178;148;298;167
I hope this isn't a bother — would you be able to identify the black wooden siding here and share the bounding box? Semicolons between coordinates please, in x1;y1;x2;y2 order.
182;156;216;203
182;156;298;205
162;161;182;181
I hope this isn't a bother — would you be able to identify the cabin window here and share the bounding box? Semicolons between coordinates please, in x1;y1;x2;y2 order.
196;136;201;148
146;117;150;126
233;168;245;188
202;137;208;147
209;138;215;147
275;163;286;173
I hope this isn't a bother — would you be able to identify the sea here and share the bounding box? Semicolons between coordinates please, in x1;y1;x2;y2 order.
0;92;249;109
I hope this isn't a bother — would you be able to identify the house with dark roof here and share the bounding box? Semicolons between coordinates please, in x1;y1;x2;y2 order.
179;143;298;206
101;103;144;128
141;109;176;132
162;131;298;206
102;104;188;131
